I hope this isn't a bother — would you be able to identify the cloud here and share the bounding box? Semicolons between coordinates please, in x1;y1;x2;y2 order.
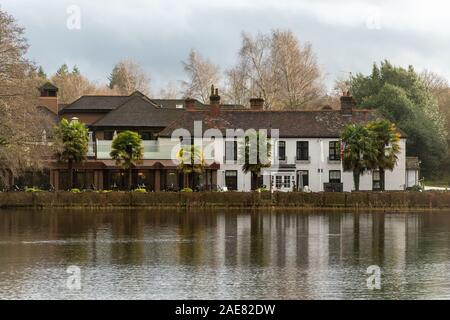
1;0;450;93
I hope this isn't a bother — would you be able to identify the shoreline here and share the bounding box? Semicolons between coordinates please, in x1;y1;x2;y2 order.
2;191;450;211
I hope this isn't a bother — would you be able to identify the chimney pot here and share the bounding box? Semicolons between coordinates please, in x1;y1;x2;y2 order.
209;85;221;117
185;98;196;111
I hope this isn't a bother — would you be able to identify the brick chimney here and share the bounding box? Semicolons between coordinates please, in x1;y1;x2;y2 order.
209;85;221;118
185;98;196;111
250;97;264;110
340;91;355;116
38;82;59;115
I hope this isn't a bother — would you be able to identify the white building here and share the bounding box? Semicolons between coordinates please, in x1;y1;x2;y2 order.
158;91;408;192
42;83;408;192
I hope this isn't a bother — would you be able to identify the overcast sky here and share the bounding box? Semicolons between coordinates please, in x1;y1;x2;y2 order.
2;0;450;93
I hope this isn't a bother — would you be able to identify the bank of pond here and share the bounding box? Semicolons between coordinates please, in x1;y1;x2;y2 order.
1;191;450;210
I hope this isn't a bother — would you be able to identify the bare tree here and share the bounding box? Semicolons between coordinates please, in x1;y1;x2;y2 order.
236;32;274;108
109;59;151;96
420;70;449;96
159;81;180;99
229;30;323;110
181;49;220;103
271;30;323;109
224;66;250;107
0;9;53;185
51;64;99;104
333;76;351;97
420;70;450;139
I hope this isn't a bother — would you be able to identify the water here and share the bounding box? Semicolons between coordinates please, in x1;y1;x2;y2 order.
0;209;449;300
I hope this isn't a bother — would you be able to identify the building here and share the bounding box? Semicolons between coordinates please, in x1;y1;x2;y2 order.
37;83;407;192
405;156;421;188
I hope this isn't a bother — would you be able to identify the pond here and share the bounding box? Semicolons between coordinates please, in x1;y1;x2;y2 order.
0;209;449;299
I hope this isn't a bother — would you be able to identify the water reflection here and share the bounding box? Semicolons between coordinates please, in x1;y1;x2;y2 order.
0;209;449;299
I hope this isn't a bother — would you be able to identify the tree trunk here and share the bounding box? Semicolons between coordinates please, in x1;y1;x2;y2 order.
68;159;74;190
128;167;132;191
353;170;360;191
251;171;260;190
190;172;195;190
380;168;385;191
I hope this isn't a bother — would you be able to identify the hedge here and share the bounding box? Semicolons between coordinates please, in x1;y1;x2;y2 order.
1;191;450;209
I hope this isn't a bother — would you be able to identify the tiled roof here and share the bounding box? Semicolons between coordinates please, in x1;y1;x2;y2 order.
158;109;407;138
59;96;131;113
91;95;184;128
406;156;420;170
39;82;58;91
150;99;204;109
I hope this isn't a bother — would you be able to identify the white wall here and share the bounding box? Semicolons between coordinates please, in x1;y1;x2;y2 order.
160;136;407;192
406;169;419;188
218;137;407;192
385;139;407;191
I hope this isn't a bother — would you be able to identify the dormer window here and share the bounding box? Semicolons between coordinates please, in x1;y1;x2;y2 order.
39;82;58;97
46;90;57;97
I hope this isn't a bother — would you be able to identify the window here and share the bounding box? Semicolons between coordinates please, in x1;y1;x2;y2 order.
373;170;381;190
296;141;309;160
329;141;341;160
275;176;283;189
225;170;238;190
283;176;291;188
278;141;286;161
297;170;309;189
140;132;153;140
225;140;237;161
104;131;114;140
329;170;341;183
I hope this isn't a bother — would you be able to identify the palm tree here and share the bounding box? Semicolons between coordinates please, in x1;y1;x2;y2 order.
366;119;401;190
53;118;89;189
239;131;272;190
341;124;378;191
177;144;205;190
110;131;143;190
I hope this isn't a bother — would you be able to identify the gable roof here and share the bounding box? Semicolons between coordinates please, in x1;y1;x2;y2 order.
39;82;58;91
159;109;406;138
91;95;184;128
59;96;131;113
406;156;420;170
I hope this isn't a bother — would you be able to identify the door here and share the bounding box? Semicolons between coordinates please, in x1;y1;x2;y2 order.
297;170;309;191
225;170;238;191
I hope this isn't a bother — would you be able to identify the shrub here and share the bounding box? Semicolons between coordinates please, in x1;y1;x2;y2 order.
180;187;193;192
133;188;147;193
96;190;113;193
70;188;81;193
406;185;423;192
25;187;42;193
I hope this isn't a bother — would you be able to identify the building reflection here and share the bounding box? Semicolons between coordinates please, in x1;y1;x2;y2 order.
1;208;449;299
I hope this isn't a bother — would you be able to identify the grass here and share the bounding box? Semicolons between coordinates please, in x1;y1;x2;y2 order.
423;173;450;187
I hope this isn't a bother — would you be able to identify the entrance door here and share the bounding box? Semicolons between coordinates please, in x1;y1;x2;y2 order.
297;170;309;191
225;170;238;191
251;172;264;190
